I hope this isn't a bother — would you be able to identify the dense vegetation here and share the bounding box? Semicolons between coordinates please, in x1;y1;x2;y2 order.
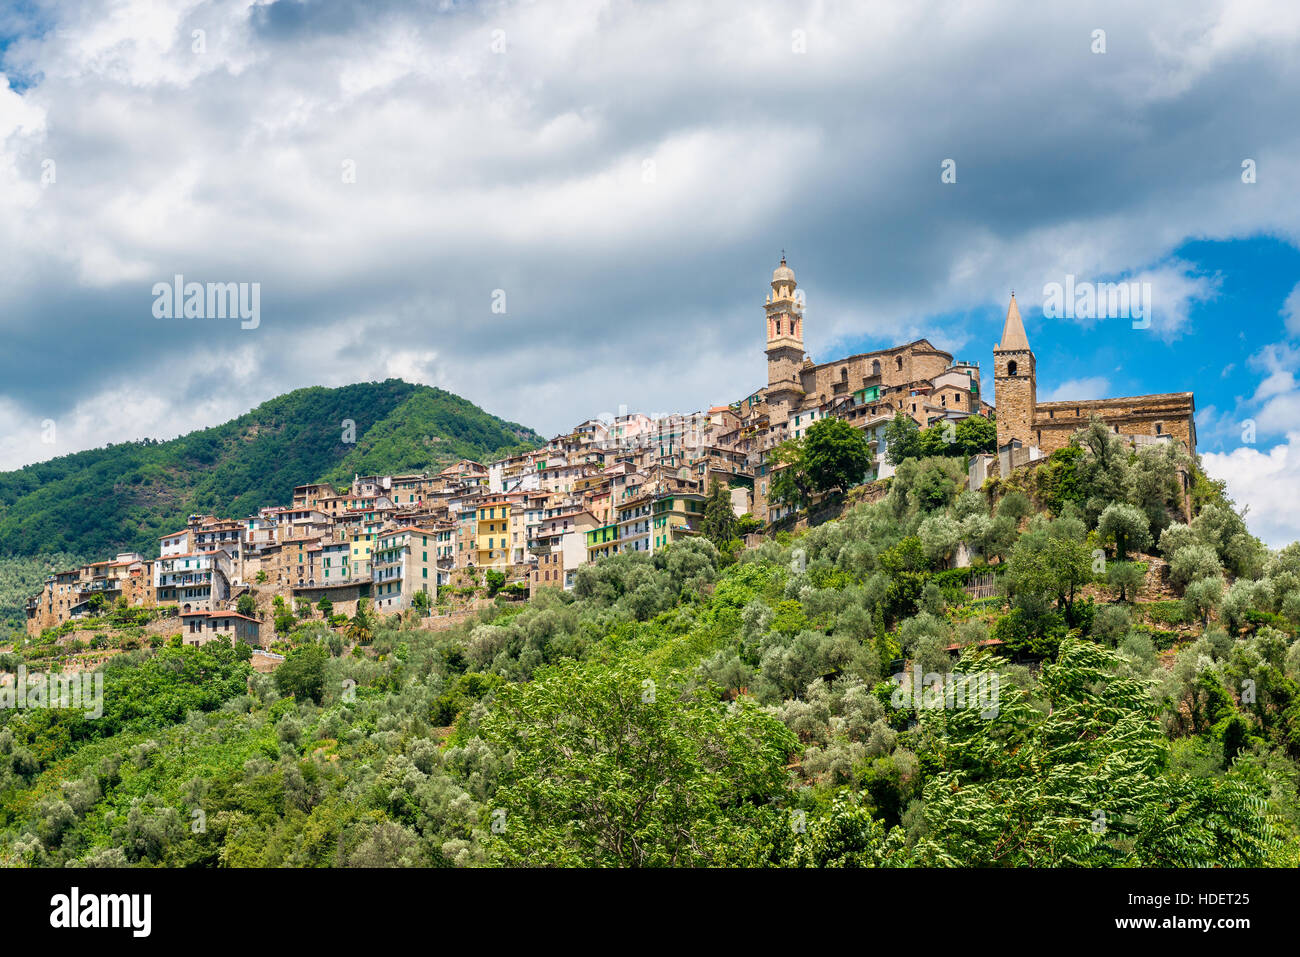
1;417;1295;867
770;418;875;510
0;380;542;636
885;411;997;465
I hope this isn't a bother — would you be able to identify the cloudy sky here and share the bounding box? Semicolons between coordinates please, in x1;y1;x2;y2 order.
2;0;1300;543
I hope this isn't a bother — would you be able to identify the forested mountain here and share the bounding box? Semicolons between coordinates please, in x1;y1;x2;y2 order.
0;380;541;560
2;423;1296;867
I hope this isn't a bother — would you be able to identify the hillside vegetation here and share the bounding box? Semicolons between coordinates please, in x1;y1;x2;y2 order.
1;420;1296;867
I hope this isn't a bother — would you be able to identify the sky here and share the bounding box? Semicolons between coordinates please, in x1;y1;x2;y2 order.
1;0;1300;544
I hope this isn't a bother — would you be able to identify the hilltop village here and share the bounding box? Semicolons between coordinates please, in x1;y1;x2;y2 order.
24;259;1197;646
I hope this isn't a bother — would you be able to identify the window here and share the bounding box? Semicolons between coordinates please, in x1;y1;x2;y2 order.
1007;360;1017;376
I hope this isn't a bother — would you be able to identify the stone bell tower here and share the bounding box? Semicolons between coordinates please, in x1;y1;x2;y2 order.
764;256;806;421
992;292;1037;450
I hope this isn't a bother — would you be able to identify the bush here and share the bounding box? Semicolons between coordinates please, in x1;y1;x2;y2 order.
992;606;1066;658
1168;544;1223;587
1092;604;1131;644
1097;502;1152;561
1106;561;1145;602
1181;577;1223;624
273;644;328;704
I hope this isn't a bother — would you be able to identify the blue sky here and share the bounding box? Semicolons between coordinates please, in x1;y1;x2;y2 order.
1;0;1299;543
826;235;1300;456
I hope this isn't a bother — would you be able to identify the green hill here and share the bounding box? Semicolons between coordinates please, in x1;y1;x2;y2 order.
0;379;542;562
1;425;1296;868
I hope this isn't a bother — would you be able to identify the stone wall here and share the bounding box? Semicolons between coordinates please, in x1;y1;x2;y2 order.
794;340;956;410
1032;393;1195;455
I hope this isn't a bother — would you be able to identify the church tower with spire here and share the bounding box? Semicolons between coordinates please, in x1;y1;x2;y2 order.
764;256;806;422
993;292;1036;450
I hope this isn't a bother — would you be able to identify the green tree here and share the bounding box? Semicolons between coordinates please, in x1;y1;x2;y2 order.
701;479;739;547
804;418;871;493
316;596;333;618
769;439;812;511
1073;416;1132;522
346;597;373;645
273;644;328;704
1098;502;1153;561
1169;543;1224;587
909;640;1277;866
1003;522;1093;624
884;412;921;466
479;659;797;866
485;569;506;595
1182;575;1223;626
954;414;997;456
1037;445;1086;515
1105;561;1144;603
235;593;258;618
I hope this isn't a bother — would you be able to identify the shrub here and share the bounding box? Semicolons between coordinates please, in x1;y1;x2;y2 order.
1168;544;1223;587
1181;576;1223;625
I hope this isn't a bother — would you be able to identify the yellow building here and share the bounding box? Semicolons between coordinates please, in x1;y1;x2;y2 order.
474;498;513;568
348;518;385;578
651;493;706;550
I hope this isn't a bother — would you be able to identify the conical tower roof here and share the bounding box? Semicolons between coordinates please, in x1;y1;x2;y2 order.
997;292;1030;351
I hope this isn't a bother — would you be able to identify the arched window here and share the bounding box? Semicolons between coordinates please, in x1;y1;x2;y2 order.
840;367;848;383
895;356;903;372
872;359;881;376
1007;360;1018;376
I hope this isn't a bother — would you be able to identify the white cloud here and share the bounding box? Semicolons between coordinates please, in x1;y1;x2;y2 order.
2;0;1300;476
1040;376;1111;402
1202;433;1300;547
1282;281;1300;338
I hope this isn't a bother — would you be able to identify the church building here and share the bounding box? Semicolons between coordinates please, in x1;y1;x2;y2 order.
992;293;1197;458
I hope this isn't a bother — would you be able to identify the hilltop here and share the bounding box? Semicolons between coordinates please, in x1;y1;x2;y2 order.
1;426;1296;868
